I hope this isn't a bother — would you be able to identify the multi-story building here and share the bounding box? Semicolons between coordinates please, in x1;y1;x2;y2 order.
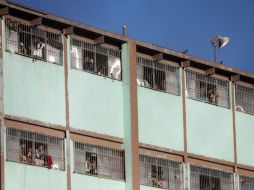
0;1;254;190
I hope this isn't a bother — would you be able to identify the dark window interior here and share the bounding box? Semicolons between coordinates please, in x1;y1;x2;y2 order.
200;174;220;190
85;152;97;175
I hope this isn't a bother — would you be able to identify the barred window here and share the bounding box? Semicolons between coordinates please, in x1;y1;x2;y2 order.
137;56;180;95
186;70;230;108
71;39;122;80
235;84;254;115
74;141;125;180
240;176;254;190
6;127;65;170
5;17;63;65
190;165;234;190
140;155;183;189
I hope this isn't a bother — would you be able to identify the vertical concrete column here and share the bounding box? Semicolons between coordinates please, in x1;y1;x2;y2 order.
183;163;190;190
180;64;188;163
63;33;71;190
234;173;240;190
0;17;5;190
122;40;140;190
231;82;238;172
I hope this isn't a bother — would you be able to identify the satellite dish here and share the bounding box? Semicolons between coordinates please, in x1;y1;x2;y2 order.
211;35;230;48
210;35;230;63
218;36;230;48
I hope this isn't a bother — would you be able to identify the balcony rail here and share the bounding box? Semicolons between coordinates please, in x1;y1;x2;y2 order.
240;176;254;190
140;155;183;189
235;84;254;115
186;70;230;108
5;17;63;65
137;56;180;95
6;127;65;170
190;164;233;190
71;38;122;80
74;141;125;180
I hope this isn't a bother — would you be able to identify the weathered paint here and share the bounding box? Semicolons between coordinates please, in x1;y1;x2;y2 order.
3;52;66;126
137;87;184;151
68;70;124;138
72;173;125;190
186;98;234;162
235;112;254;167
70;140;125;190
5;162;67;190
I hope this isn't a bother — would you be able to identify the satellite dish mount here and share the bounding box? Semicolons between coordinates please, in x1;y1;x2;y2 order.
211;35;230;63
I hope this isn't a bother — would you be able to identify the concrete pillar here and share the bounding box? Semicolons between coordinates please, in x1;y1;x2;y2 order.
122;40;140;190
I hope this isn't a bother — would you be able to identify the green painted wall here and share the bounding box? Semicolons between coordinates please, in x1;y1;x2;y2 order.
72;173;125;190
68;68;124;138
137;87;184;151
3;52;66;126
140;185;159;190
186;99;234;162
5;162;67;190
236;112;254;166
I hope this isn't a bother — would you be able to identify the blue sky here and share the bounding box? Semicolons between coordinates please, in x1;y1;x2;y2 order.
12;0;254;73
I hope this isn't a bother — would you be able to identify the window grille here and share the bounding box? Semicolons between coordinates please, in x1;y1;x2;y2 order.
235;84;254;115
6;127;65;170
137;56;180;95
71;38;122;80
186;70;230;108
190;165;234;190
5;17;63;65
139;155;183;189
240;176;254;190
74;141;125;180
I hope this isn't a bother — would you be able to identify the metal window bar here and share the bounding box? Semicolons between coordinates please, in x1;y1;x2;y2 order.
190;165;234;190
139;155;183;189
71;38;122;80
186;70;230;108
6;127;65;170
5;17;63;65
137;56;180;95
235;84;254;115
74;141;125;180
240;176;254;190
